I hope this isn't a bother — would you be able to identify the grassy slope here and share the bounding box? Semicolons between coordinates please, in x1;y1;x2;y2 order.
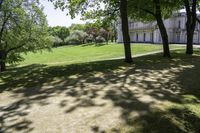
20;43;170;66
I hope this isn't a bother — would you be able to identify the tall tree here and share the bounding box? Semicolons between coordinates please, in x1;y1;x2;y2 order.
184;0;197;54
0;0;52;72
120;0;132;62
49;0;133;63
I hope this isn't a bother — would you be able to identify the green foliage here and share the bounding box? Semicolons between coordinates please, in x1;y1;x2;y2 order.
96;36;106;43
51;36;63;47
0;0;52;64
69;24;86;31
65;30;88;44
48;0;119;44
49;26;70;42
128;0;182;22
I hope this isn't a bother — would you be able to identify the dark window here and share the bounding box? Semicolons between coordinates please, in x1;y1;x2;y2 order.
144;33;146;42
177;33;180;42
151;32;154;42
136;33;138;41
178;21;181;28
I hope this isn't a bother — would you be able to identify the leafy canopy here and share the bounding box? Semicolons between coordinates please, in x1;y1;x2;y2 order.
0;0;52;63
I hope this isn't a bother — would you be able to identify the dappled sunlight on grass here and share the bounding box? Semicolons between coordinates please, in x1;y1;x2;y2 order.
0;49;200;132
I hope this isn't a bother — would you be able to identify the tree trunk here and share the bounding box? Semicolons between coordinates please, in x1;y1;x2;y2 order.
154;0;171;57
186;27;194;54
0;50;7;72
156;17;171;57
120;0;133;63
184;0;197;55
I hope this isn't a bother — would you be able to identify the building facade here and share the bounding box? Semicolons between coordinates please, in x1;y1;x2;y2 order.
117;12;200;44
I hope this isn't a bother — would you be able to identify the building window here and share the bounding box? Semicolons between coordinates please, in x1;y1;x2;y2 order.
178;21;181;28
136;33;138;41
177;33;180;42
151;32;154;42
144;33;146;42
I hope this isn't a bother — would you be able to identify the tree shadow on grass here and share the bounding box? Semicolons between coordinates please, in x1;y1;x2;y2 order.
0;50;200;132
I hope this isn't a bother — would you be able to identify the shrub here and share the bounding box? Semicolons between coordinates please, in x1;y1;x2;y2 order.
96;36;106;43
66;30;88;45
52;36;63;47
65;34;81;45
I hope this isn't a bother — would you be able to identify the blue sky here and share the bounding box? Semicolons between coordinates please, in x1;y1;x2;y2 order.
40;0;85;27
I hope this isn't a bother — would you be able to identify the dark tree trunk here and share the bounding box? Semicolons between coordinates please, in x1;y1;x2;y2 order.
154;0;171;57
184;0;197;55
186;27;194;54
111;36;114;42
0;50;7;72
120;0;133;63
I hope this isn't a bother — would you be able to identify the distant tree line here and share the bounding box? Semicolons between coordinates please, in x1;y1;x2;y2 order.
49;22;117;47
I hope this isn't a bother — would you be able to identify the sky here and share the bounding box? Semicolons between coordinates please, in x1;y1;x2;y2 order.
40;0;85;27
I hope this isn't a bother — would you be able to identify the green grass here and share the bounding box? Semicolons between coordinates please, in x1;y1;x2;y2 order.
19;43;178;66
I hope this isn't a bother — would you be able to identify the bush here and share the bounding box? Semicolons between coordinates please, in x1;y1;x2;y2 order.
66;30;88;45
52;36;63;47
65;34;81;45
96;36;106;43
85;34;94;43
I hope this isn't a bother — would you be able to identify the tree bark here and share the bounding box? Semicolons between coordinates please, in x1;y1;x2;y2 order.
0;50;7;72
154;0;171;57
120;0;133;63
184;0;197;55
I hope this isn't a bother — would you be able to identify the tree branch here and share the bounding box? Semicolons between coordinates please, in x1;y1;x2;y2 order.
0;12;12;44
6;43;26;53
140;8;156;17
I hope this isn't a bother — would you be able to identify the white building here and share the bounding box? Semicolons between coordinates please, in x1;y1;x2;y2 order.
117;12;200;44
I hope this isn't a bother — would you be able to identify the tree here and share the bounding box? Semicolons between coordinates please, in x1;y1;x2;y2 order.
66;30;88;44
69;24;86;31
128;0;180;57
183;0;197;54
85;26;99;42
99;28;109;44
49;0;133;63
49;26;70;43
0;0;52;72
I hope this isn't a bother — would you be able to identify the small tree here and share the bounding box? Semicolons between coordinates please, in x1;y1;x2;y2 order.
99;28;109;44
49;26;70;43
66;30;88;44
86;27;99;43
72;30;88;44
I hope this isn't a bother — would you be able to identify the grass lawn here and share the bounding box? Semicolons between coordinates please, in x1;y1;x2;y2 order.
19;43;178;66
1;44;200;133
